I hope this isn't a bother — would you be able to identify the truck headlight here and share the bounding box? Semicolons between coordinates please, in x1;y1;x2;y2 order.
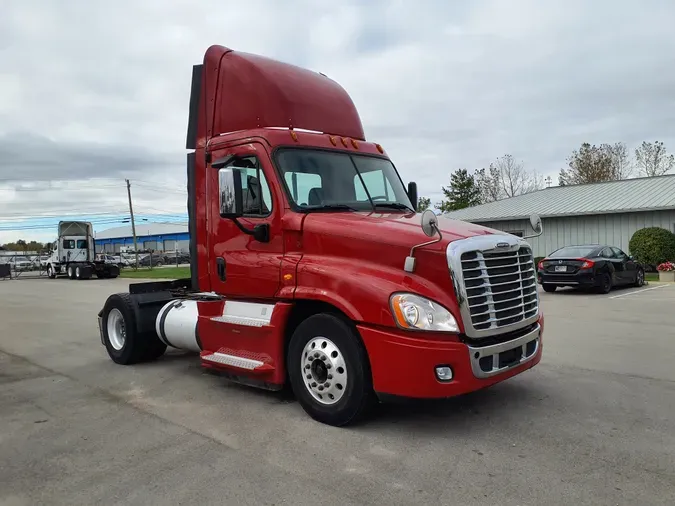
390;293;459;332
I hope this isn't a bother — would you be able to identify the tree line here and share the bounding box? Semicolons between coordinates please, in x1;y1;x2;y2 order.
0;240;51;252
418;140;675;212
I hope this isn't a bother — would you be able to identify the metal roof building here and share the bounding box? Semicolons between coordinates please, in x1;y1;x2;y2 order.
95;222;189;253
443;174;675;258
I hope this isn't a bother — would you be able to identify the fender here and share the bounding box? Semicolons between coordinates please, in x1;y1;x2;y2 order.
293;254;464;331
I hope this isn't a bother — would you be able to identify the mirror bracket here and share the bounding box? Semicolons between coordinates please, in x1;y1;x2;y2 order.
522;213;544;239
404;210;443;273
229;219;270;243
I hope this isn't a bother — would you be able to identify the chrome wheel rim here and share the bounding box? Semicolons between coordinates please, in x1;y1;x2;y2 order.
638;271;644;285
301;336;347;405
107;308;126;351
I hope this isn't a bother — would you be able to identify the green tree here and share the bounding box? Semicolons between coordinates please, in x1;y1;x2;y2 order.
436;169;481;212
417;197;431;211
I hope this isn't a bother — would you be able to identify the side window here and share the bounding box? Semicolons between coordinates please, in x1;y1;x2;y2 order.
63;240;75;249
229;157;273;216
76;240;87;249
354;170;396;202
601;248;615;258
284;172;323;206
611;247;627;259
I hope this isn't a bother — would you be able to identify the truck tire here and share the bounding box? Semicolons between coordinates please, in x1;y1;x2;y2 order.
100;293;167;365
75;265;90;280
67;265;76;279
287;313;377;427
47;265;56;279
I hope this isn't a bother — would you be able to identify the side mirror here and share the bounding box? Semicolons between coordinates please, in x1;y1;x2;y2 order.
523;213;543;239
421;209;438;237
218;168;244;218
404;210;443;273
407;181;418;211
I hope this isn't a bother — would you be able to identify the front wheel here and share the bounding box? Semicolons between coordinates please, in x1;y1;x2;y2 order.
542;284;556;293
634;269;645;287
47;265;56;279
287;313;377;427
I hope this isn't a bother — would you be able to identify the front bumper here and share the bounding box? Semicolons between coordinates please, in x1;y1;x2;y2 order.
358;316;543;399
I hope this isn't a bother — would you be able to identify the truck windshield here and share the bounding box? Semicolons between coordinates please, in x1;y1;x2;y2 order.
275;148;413;212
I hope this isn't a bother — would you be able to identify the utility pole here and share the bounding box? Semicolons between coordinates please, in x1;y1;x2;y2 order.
125;179;139;269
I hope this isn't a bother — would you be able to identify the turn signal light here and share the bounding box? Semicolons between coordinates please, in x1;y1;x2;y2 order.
580;259;595;269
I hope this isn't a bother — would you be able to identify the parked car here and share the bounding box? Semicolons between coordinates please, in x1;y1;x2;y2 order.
537;244;645;294
138;253;169;267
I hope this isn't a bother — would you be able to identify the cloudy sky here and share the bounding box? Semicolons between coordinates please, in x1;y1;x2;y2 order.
2;0;675;243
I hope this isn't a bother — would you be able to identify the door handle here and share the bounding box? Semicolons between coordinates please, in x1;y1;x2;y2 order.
216;257;226;281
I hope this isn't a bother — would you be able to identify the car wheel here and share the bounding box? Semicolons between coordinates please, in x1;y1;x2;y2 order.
634;269;645;287
598;273;612;294
287;313;377;427
542;284;556;293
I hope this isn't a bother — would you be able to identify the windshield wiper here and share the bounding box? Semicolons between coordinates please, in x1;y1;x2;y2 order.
372;202;415;212
302;204;358;212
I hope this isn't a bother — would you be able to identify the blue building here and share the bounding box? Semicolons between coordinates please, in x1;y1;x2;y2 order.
95;222;189;253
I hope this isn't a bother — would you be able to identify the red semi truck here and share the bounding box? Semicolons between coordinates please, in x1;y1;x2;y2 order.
98;45;545;426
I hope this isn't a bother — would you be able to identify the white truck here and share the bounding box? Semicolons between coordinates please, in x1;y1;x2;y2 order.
45;221;120;280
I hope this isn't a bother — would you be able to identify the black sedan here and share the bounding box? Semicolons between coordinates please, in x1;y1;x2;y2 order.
537;244;645;294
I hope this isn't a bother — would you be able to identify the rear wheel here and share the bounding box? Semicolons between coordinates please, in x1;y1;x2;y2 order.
634;268;645;287
598;273;612;294
101;293;167;364
287;313;377;427
67;265;75;279
542;284;556;293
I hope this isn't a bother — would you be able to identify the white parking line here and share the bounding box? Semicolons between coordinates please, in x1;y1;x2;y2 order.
609;284;670;299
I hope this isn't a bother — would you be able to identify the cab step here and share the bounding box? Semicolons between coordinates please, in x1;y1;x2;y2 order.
200;348;274;373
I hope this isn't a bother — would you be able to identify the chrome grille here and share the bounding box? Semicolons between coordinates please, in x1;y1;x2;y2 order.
460;246;538;332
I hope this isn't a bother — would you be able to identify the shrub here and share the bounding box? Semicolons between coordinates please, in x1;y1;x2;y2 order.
628;227;675;266
534;256;545;266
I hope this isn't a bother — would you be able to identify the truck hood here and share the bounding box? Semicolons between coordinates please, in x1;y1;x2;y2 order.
301;211;502;251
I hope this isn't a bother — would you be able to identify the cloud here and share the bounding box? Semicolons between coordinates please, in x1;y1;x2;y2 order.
2;0;675;241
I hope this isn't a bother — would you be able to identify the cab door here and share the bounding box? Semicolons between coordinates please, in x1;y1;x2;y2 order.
207;142;284;299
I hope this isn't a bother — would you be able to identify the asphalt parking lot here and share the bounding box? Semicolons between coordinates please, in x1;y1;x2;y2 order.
1;278;674;505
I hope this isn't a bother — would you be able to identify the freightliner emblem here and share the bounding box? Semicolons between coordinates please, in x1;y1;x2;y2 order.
496;242;509;248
